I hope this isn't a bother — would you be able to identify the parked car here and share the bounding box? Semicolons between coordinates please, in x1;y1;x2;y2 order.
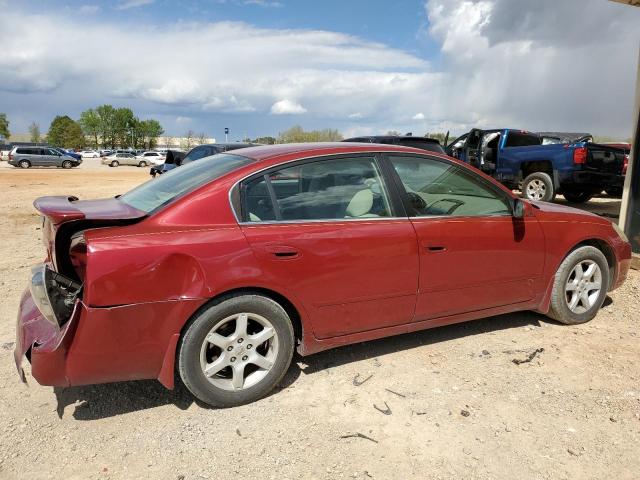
344;135;446;154
53;148;82;162
101;152;149;167
14;143;631;407
137;150;166;165
80;149;100;158
99;149;113;157
0;144;12;160
150;149;185;177
446;129;626;203
8;146;81;168
153;143;257;176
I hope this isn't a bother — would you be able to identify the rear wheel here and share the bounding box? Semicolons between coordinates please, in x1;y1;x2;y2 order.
522;172;555;202
178;295;294;407
562;190;593;203
110;160;119;167
61;160;73;169
19;160;31;169
547;246;609;325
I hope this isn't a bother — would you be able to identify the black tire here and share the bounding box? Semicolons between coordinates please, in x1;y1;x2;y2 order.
18;160;31;169
178;295;294;407
138;161;147;168
547;246;609;325
61;160;73;169
562;190;593;204
522;172;555;202
110;160;119;167
605;187;622;198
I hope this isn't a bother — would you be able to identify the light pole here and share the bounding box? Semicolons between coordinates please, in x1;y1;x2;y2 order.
225;127;229;143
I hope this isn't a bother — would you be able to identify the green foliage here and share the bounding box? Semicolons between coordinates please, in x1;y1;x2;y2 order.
79;105;164;149
79;109;101;148
46;116;85;148
252;136;276;145
0;113;9;140
29;122;41;143
277;125;343;143
386;130;402;136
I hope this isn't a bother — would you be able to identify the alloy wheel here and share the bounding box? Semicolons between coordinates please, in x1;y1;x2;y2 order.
526;179;546;200
199;312;278;391
565;260;602;314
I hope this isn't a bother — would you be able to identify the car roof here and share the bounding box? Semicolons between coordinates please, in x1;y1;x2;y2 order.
344;135;441;144
227;142;450;164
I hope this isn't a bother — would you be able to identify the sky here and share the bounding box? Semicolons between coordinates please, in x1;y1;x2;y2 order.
1;0;639;141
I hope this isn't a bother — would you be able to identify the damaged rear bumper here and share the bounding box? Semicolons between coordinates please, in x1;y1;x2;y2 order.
14;288;83;387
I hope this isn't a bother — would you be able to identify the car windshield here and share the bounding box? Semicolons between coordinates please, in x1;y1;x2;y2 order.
119;153;253;213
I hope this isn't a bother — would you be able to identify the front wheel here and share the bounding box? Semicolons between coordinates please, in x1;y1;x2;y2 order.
562;190;593;203
522;172;555;202
547;246;609;325
138;161;147;167
61;160;73;169
178;295;294;407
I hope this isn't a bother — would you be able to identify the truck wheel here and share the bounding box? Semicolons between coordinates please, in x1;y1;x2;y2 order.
562;190;593;203
605;187;622;198
522;172;555;202
547;246;609;325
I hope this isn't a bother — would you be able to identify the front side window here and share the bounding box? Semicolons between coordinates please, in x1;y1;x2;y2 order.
242;157;392;222
389;155;511;217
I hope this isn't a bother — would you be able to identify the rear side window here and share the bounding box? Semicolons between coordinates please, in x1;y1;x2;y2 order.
505;132;541;148
17;148;40;155
119;153;252;213
242;157;392;222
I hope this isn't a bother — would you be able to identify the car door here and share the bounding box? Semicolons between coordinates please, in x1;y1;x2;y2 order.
238;154;419;339
41;148;57;166
385;153;545;321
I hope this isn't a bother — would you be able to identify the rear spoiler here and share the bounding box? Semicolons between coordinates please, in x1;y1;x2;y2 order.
33;196;84;225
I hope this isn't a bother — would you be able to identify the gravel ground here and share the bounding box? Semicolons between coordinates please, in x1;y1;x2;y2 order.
0;162;638;480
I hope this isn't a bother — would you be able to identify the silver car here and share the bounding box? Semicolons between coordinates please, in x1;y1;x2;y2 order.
101;152;148;167
8;146;81;169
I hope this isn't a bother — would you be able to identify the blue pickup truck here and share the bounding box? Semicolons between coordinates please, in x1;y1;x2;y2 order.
446;128;626;203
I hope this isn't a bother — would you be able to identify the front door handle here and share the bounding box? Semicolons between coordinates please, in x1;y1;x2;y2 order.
264;245;300;259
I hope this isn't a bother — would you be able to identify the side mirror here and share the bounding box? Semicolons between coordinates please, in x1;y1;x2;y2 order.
513;198;525;219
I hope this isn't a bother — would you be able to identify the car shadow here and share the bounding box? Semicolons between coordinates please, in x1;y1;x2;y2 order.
52;307;585;420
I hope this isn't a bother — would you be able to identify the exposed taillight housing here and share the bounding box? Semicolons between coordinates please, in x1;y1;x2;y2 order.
623;154;629;175
69;232;87;280
573;147;587;165
8;152;13;161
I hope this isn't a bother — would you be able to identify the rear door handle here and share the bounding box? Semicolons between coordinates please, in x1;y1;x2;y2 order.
264;245;300;258
424;245;447;253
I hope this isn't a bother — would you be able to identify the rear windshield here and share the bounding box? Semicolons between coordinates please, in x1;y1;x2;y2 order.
119;153;252;213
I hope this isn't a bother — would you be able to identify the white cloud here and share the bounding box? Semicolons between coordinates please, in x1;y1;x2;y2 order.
270;99;307;115
176;116;192;124
116;0;154;10
0;1;638;137
243;0;283;7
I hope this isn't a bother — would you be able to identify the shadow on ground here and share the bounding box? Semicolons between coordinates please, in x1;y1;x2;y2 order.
53;309;558;420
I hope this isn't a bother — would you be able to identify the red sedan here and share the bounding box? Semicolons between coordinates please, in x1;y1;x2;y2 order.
15;143;632;407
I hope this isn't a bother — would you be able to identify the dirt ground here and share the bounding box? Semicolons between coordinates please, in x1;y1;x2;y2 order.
0;161;638;480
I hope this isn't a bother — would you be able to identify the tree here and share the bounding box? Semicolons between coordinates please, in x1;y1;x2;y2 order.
252;136;276;145
386;130;402;136
79;109;101;147
139;119;164;149
424;132;449;144
47;116;85;148
0;113;9;140
277;125;343;143
182;129;195;150
196;132;208;145
95;104;116;148
29;122;41;143
113;107;136;148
